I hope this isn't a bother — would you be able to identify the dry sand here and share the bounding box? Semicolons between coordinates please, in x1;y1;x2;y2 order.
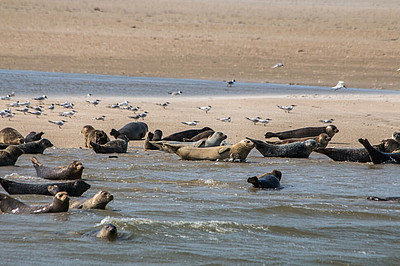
0;0;399;150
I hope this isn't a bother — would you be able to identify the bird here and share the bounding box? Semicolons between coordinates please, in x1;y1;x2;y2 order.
226;80;235;87
9;101;20;107
319;118;334;123
49;120;67;128
57;102;74;108
198;105;212;113
139;111;148;119
258;118;272;126
1;95;11;100
86;99;100;106
108;103;120;109
277;105;296;113
16;106;29;113
27;110;42;117
33;95;47;100
157;102;170;108
30;106;43;112
128;114;141;120
245;116;261;124
397;68;400;71
94;115;106;121
2;112;15;120
272;63;284;69
182;121;199;126
48;104;55;110
0;108;12;117
60;110;76;118
168;90;183;96
332;81;346;90
118;100;130;106
129;106;140;112
217;117;231;122
19;100;30;106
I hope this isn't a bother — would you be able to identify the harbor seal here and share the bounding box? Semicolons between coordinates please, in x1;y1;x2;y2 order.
358;138;400;164
266;133;331;148
31;156;84;180
144;132;162;150
264;125;339;140
247;170;282;189
0;146;23;166
24;131;44;143
15;138;53;154
228;139;255;162
110;122;148;140
163;143;231;161
314;147;371;163
392;132;400;143
81;125;110;148
161;127;213;141
84;224;118;241
247;137;317;158
90;134;129;154
367;196;400;202
0;127;25;145
182;130;215;142
0;191;69;214
152;129;163;141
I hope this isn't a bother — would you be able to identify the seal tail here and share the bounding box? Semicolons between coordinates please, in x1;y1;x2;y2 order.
264;132;278;139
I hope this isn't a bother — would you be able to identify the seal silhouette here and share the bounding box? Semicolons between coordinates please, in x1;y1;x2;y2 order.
247;170;282;189
0;146;23;166
110;122;148;140
161;127;213;142
0;127;25;145
264;125;339;140
31;156;84;180
81;125;110;148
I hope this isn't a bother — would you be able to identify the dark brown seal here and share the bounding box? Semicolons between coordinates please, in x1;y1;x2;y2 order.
315;147;371;163
0;191;69;214
81;125;110;148
0;146;24;166
90;134;129;154
161;127;213;142
358;138;400;164
182;130;215;142
110;122;148;140
144;132;162;150
264;125;339;140
0;178;90;196
31;156;84;180
16;138;53;154
24;131;44;143
0;127;25;145
247;170;282;189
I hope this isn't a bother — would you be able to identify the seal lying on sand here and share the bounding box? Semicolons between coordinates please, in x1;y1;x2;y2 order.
367;196;400;202
266;133;331;148
31;156;84;180
144;132;162;150
247;170;282;189
182;130;215;142
392;132;400;143
15;138;53;154
161;127;213;142
246;137;317;158
81;125;110;148
0;127;25;145
24;131;44;143
84;224;118;241
358;138;400;164
0;178;90;196
264;125;339;140
152;129;163;141
0;191;69;214
90;134;129;154
0;146;23;166
110;122;148;140
315;147;371;163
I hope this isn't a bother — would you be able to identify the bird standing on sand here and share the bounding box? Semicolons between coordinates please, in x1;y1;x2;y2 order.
9;101;20;107
94;115;106;121
86;99;101;106
49;120;67;128
245;116;261;125
157;102;170;108
16;106;29;113
226;80;235;87
48;104;55;110
1;95;11;100
258;118;272;126
277;105;296;113
27;110;42;117
139;111;148;120
60;110;76;118
198;105;212;113
182;121;199;126
332;81;346;90
217;117;231;122
272;63;284;69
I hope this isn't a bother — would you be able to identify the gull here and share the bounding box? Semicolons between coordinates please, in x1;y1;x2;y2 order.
198;105;212;113
319;118;334;123
60;110;76;118
16;106;29;113
28;110;42;117
129;106;140;112
33;95;47;100
226;80;235;87
277;104;296;113
48;104;55;110
258;118;272;126
118;100;130;106
49;120;67;128
182;121;199;126
156;102;170;108
9;101;20;107
30;106;43;112
245;116;261;125
1;95;11;100
272;63;284;69
128;114;141;120
86;99;101;106
94;115;106;121
19;100;30;106
2;112;15;120
332;81;346;90
168;90;183;96
217;117;231;122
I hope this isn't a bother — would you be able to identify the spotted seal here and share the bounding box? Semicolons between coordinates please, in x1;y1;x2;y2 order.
161;127;213;142
0;146;23;166
31;156;84;180
247;170;282;189
90;134;129;154
264;125;339;140
0;127;24;145
110;122;148;140
81;125;110;148
266;133;331;148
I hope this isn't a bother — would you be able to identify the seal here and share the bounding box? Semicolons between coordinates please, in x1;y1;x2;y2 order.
24;131;44;143
31;156;84;180
246;137;317;158
90;134;129;154
247;170;282;189
15;138;53;154
110;122;148;140
84;224;118;241
163;143;231;161
0;178;90;196
358;138;400;164
266;133;331;148
264;125;339;140
392;132;400;143
157;131;228;151
314;147;371;163
152;129;163;141
0;127;25;145
367;196;400;202
228;139;255;162
144;132;162;150
0;146;23;166
161;127;213;142
0;191;69;214
182;130;215;142
81;125;110;148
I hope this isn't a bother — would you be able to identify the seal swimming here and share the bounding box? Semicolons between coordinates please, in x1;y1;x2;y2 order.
0;146;23;166
367;196;400;202
81;125;110;148
264;125;339;140
161;127;213;142
84;224;118;241
110;122;148;140
0;127;25;145
31;156;84;180
247;170;282;189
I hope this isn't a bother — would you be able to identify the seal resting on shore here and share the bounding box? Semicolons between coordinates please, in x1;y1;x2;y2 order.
110;122;148;140
31;156;84;180
15;138;53;154
264;125;339;140
246;137;317;158
0;178;90;196
0;127;25;145
0;191;69;214
315;147;371;163
247;170;282;189
161;127;213;142
266;133;331;148
358;138;400;164
182;130;215;142
152;129;163;141
367;196;400;202
81;125;110;148
228;139;255;162
90;134;129;154
24;131;44;143
0;146;23;166
392;132;400;143
84;224;118;241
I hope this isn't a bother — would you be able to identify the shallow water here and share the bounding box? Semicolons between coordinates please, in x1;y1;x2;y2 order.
1;70;400;265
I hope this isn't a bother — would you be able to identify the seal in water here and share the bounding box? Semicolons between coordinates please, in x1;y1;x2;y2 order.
110;122;148;140
358;138;400;164
264;125;339;140
0;191;69;214
0;146;23;166
247;170;282;189
24;131;44;143
90;134;129;154
0;127;25;145
367;196;400;202
16;138;53;154
81;125;110;148
161;127;213;142
84;224;118;241
31;156;84;180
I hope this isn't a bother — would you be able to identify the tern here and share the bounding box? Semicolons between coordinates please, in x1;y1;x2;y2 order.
48;104;55;110
16;107;29;113
1;95;11;100
157;102;170;108
332;81;346;90
28;110;42;117
272;63;284;69
33;95;47;100
2;112;15;120
218;117;231;122
49;120;67;128
168;90;183;96
139;111;148;119
9;101;20;107
245;116;261;124
258;118;272;126
118;101;130;106
86;99;101;106
60;110;76;118
94;115;106;121
198;105;212;113
319;118;334;123
182;121;199;126
277;105;296;113
19;100;30;106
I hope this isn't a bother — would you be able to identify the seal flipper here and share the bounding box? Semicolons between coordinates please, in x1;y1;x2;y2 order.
264;132;279;139
359;138;391;164
90;141;102;153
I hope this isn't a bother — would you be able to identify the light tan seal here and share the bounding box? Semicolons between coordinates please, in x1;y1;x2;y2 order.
0;127;25;145
81;125;110;148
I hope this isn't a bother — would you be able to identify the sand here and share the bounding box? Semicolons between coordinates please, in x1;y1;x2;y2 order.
0;0;399;149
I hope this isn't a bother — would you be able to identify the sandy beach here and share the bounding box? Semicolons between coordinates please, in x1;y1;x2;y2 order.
0;0;399;149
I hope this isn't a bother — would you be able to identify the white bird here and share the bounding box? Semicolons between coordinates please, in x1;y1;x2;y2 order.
182;121;199;126
397;68;400;71
217;117;231;122
0;108;11;117
129;106;140;112
109;103;120;109
9;101;20;107
245;116;261;124
30;106;43;112
86;93;92;97
168;90;183;96
49;120;67;128
94;115;106;121
1;95;11;100
2;112;15;120
332;81;346;90
319;118;334;123
16;106;29;113
57;102;74;108
118;100;130;106
48;104;55;110
157;102;170;108
128;114;141;120
86;99;100;106
33;95;47;100
139;111;148;119
258;118;272;126
27;110;42;117
60;110;76;118
272;63;284;69
19;100;30;106
226;80;235;87
198;105;212;113
277;105;296;113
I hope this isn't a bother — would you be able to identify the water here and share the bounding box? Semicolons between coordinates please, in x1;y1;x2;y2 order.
1;70;400;265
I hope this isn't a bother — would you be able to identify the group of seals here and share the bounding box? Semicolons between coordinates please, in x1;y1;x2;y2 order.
161;127;213;141
266;133;332;149
81;125;110;148
31;156;84;180
358;138;400;164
